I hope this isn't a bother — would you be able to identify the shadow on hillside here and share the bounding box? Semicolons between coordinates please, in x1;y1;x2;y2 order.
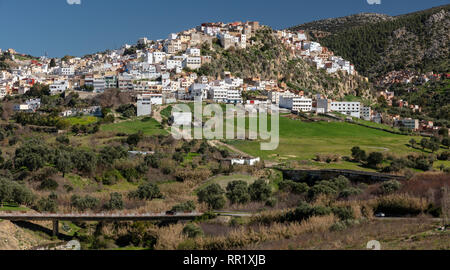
11;221;72;241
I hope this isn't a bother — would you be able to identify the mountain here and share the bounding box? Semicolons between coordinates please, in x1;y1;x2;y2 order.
288;5;450;80
289;13;393;36
198;27;374;100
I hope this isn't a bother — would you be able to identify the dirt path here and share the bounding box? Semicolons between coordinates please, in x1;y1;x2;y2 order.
208;140;251;157
153;105;169;124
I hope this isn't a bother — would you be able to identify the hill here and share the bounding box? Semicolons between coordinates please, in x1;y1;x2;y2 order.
289;13;393;36
288;5;450;80
197;27;374;100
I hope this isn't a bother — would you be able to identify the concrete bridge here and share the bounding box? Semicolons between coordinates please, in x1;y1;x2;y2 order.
0;212;203;236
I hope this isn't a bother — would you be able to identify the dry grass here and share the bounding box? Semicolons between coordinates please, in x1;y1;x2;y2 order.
248;218;446;250
180;215;337;250
154;223;187;250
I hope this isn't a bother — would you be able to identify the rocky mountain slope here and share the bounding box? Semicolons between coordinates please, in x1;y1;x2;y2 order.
288;5;450;80
198;27;374;100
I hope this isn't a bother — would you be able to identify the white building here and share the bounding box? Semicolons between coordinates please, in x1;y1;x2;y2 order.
317;98;361;118
269;91;295;105
166;59;183;70
187;48;201;57
49;80;69;94
279;96;312;112
208;87;242;104
137;95;152;117
183;57;202;70
55;67;74;76
360;106;371;121
153;52;166;64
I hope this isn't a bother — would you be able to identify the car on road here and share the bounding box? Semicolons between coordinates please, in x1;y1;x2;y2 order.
165;211;176;216
375;213;386;217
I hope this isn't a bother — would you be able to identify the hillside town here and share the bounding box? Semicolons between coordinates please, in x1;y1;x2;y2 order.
0;21;446;134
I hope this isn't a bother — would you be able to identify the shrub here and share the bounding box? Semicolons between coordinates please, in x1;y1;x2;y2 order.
128;183;163;201
378;180;402;195
171;201;196;212
100;169;124;186
126;132;143;147
265;197;277;207
414;158;433;171
71;195;99;211
35;196;58;213
229;217;245;227
374;194;426;217
248;179;272;202
438;151;450;161
39;178;59;191
284;202;332;222
106;192;123;210
308;183;338;199
367;152;384;168
226;180;250;204
182;223;204;238
332;206;355;221
279;180;309;194
197;184;226;210
339;187;362;198
0;177;35;205
56;135;70;144
333;176;351;190
351;146;366;162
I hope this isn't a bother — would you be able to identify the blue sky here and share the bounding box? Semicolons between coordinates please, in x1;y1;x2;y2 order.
0;0;448;57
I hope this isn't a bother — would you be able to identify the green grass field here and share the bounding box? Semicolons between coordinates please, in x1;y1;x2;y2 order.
100;117;168;136
0;205;30;212
66;116;99;126
225;116;424;163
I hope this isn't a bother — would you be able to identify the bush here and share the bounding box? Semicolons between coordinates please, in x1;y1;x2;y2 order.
308;183;338;199
378;180;402;195
374;194;426;217
226;180;250;204
100;169;124;186
332;206;355;221
71;195;99;211
106;192;123;210
278;180;309;195
182;224;204;238
0;177;35;205
284;202;332;222
229;217;245;227
339;187;362;198
128;182;163;201
171;201;196;212
351;146;366;162
39;178;59;191
265;197;277;207
35;196;58;213
248;179;272;202
127;132;143;147
438;151;450;161
197;184;226;210
56;135;70;144
367;152;384;168
333;176;351;190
